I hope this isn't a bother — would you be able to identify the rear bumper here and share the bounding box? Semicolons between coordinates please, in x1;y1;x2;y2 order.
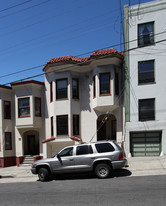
112;159;127;170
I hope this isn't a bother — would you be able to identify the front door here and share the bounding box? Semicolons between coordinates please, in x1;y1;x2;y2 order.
27;135;36;155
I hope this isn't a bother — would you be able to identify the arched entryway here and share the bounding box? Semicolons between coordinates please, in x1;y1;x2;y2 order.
23;131;39;155
97;114;116;141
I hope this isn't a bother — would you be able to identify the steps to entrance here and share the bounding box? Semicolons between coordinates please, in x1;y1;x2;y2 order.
21;156;34;165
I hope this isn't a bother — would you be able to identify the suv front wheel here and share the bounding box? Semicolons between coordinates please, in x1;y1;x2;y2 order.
38;168;49;182
95;163;111;179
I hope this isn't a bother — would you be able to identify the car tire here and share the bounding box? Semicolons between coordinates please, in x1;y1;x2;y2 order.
95;163;111;179
38;168;49;182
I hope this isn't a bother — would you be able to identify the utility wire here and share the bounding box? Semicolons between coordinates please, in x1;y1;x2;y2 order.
0;0;33;13
1;31;166;81
0;0;52;20
2;34;166;86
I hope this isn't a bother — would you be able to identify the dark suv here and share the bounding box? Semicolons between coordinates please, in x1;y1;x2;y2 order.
31;141;126;181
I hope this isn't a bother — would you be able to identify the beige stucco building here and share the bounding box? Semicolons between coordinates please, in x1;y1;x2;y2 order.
0;48;125;167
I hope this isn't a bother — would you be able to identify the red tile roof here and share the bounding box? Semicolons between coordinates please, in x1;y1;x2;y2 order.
43;48;123;71
11;80;44;86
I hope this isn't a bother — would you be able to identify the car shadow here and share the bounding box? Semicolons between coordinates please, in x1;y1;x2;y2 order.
39;169;132;182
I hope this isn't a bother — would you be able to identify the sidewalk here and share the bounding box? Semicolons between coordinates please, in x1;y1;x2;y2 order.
0;156;166;183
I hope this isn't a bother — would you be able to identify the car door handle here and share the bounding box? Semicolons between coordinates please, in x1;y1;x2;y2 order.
69;159;74;161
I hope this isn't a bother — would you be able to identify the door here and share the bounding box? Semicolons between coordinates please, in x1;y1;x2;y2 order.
51;147;75;173
97;120;106;141
27;135;36;155
130;132;161;157
74;145;95;172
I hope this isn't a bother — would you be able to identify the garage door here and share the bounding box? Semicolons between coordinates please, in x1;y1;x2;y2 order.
130;132;161;157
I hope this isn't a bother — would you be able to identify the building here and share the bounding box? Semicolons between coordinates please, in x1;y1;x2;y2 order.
0;81;45;167
124;0;166;157
42;49;124;158
0;48;124;167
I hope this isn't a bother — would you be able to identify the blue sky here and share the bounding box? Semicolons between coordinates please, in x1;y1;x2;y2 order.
0;0;153;85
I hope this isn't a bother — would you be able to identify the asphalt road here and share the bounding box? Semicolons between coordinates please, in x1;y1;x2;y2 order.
0;175;166;206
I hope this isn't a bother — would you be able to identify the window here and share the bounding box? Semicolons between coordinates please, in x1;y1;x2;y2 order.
5;132;12;150
138;60;154;84
138;22;154;47
57;115;68;136
76;145;93;155
56;79;68;100
50;81;53;102
73;115;80;136
4;101;11;119
18;97;30;117
93;76;96;98
95;143;115;153
35;97;41;117
58;147;73;157
51;116;54;137
139;98;155;121
72;79;79;99
100;73;110;95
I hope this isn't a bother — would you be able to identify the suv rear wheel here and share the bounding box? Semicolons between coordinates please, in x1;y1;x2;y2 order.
38;168;49;182
95;163;111;178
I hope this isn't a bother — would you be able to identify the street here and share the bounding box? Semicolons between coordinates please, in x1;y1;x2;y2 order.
0;174;166;206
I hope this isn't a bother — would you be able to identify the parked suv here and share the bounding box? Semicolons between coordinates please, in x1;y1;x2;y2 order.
31;140;127;181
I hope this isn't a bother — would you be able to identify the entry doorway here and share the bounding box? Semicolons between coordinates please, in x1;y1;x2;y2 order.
27;135;36;155
23;131;39;155
97;114;116;141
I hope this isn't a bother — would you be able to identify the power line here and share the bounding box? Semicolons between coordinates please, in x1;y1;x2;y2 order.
1;31;166;82
0;0;52;20
0;0;33;13
2;34;166;86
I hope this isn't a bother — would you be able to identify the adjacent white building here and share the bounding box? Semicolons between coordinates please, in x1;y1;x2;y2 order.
124;0;166;157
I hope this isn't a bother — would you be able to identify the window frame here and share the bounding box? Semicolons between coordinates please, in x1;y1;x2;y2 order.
50;81;53;102
73;114;80;136
139;98;155;121
99;72;111;96
72;78;79;100
56;115;68;136
51;116;54;137
138;60;155;85
18;97;30;118
138;21;154;47
93;76;96;98
35;97;41;117
115;73;119;95
56;78;68;100
4;100;11;119
5;132;12;150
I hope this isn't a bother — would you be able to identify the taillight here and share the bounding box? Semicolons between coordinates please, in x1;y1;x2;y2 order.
119;153;123;160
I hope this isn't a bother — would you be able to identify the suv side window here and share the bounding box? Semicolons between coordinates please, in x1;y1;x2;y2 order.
76;145;93;155
95;143;115;153
58;147;73;157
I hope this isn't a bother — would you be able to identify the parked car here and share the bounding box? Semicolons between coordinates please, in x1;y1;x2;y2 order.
31;140;127;181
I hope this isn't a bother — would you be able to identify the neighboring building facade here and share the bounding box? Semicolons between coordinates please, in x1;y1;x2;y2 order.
0;81;45;167
124;0;166;157
42;49;124;158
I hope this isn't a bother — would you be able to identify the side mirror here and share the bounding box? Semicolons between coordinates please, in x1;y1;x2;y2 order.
57;154;60;159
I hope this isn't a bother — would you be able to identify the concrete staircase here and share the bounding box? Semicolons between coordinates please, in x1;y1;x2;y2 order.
21;156;34;165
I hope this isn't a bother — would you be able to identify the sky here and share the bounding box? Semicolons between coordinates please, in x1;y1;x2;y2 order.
0;0;153;85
